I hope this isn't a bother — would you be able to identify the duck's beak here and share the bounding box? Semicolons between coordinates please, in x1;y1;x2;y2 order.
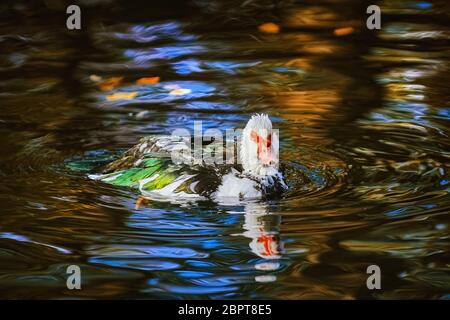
251;130;277;166
259;147;276;166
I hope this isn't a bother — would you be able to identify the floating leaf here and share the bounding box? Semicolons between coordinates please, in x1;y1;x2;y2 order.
135;196;150;210
258;22;280;34
89;74;102;82
334;27;354;36
106;91;138;101
135;110;151;119
136;76;160;85
163;84;181;90
99;76;124;91
169;88;192;96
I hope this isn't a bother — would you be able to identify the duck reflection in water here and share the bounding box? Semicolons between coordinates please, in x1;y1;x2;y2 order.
241;202;284;262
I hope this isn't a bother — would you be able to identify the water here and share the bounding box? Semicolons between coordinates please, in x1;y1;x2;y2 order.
0;0;449;299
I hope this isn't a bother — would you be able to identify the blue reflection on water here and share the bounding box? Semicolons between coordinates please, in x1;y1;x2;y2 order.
185;260;217;268
437;108;450;119
176;270;214;278
386;207;408;217
0;232;29;242
115;22;198;43
88;257;181;271
205;61;260;74
124;46;206;63
182;101;239;111
172;59;203;74
420;204;437;209
101;80;218;106
416;2;432;9
172;59;260;75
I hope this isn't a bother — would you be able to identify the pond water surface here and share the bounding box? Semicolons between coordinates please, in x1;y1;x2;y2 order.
0;0;449;299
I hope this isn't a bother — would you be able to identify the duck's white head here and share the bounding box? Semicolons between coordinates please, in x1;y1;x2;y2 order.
240;114;280;176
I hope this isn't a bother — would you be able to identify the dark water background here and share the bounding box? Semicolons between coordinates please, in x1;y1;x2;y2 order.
0;0;449;299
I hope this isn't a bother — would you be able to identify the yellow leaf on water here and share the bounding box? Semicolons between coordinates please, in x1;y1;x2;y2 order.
169;88;191;96
334;27;354;36
258;22;280;34
136;76;160;85
99;76;124;91
106;91;138;101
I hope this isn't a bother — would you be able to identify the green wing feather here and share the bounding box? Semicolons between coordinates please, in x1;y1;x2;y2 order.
67;134;232;196
96;157;166;188
95;156;195;194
